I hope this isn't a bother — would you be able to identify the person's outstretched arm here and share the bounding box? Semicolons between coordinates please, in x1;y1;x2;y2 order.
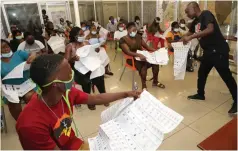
87;91;141;105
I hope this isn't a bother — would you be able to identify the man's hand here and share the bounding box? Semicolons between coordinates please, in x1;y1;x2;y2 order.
137;54;146;61
95;48;100;53
182;35;192;45
72;55;80;61
126;91;142;100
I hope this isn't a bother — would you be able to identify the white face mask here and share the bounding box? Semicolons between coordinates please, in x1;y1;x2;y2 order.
119;27;124;31
180;24;185;27
174;28;179;32
129;31;137;37
77;36;85;42
82;27;86;31
91;31;97;35
136;20;140;23
1;51;13;58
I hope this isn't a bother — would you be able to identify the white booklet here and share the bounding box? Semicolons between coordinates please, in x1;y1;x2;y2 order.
88;90;184;151
1;79;36;103
172;42;191;80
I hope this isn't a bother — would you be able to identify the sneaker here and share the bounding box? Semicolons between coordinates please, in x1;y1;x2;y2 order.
188;94;205;100
228;103;237;114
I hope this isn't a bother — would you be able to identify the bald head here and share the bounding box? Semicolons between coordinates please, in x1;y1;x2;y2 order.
185;1;201;19
188;1;200;9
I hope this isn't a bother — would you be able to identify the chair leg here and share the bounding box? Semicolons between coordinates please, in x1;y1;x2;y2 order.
1;106;7;133
113;51;117;62
119;66;126;81
131;71;135;90
121;52;123;66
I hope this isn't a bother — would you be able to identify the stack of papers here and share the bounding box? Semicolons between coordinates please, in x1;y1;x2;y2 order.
1;79;36;103
2;62;30;80
88;91;184;151
135;48;169;65
74;44;105;79
47;36;65;54
172;42;191;80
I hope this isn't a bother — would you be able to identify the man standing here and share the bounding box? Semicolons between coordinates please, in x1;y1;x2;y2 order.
182;2;237;114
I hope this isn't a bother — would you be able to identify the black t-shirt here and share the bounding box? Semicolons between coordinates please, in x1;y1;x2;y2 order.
189;10;229;55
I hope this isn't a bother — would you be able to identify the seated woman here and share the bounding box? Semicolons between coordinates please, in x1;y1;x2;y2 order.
10;29;24;52
65;27;109;110
114;22;127;50
85;25;113;76
120;22;165;90
1;39;36;120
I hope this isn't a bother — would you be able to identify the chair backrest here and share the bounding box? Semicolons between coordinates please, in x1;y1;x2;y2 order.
123;52;136;71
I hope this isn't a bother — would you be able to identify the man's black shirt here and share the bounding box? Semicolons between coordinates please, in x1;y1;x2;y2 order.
189;10;229;55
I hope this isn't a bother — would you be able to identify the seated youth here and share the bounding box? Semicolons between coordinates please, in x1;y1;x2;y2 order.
166;21;194;72
17;32;46;55
120;22;165;89
1;39;36;120
114;22;127;50
16;54;140;150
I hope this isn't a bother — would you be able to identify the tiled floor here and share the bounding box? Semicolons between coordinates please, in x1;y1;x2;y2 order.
1;42;237;150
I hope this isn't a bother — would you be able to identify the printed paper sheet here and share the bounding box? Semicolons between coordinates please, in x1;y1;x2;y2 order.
89;91;184;151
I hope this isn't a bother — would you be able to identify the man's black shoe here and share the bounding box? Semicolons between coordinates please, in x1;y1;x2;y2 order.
228;103;237;114
188;94;205;100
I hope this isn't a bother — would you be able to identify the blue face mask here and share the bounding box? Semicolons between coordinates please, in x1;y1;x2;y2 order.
129;31;137;38
1;51;13;58
88;38;100;45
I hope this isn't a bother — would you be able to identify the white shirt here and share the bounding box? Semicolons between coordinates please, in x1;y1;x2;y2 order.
17;40;45;53
114;30;128;40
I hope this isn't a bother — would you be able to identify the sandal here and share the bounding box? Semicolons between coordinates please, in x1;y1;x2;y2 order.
87;105;96;110
152;82;165;89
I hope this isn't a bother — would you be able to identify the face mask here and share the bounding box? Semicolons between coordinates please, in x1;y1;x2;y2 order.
70;24;73;27
42;70;74;92
27;39;34;45
174;28;179;32
180;24;185;27
82;27;86;31
16;36;22;40
91;31;97;35
129;31;137;37
119;27;124;31
77;36;85;42
88;38;99;45
136;20;140;23
1;51;13;58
